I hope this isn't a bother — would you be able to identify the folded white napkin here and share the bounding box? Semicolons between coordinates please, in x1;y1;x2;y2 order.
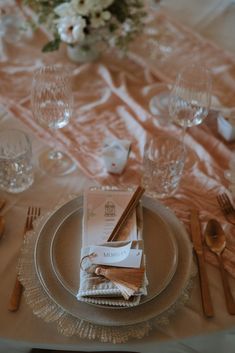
77;191;148;307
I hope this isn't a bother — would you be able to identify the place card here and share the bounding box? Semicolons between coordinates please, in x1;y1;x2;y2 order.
88;242;143;268
82;189;138;247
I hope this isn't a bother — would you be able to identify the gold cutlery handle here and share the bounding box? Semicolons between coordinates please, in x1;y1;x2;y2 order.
196;252;214;318
107;186;145;242
0;199;6;211
0;215;5;240
217;254;235;315
8;277;23;312
8;207;41;312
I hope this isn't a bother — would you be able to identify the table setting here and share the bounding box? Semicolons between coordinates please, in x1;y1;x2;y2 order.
14;186;194;343
1;0;235;352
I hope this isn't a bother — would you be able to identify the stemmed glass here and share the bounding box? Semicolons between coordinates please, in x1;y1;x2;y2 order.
31;65;76;176
169;63;212;138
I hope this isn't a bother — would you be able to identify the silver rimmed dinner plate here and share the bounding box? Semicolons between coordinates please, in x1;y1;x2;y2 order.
49;195;178;307
34;195;192;326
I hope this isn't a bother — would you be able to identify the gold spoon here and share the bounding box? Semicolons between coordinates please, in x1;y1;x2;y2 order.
0;199;6;240
205;219;235;315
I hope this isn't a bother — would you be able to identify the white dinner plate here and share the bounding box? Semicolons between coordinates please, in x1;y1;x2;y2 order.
49;195;178;307
34;195;192;326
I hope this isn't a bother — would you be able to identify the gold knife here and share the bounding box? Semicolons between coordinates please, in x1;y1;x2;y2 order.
190;209;214;318
0;199;6;211
0;199;6;240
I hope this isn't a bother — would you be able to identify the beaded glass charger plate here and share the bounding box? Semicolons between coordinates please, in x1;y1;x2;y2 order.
34;195;192;326
49;195;178;307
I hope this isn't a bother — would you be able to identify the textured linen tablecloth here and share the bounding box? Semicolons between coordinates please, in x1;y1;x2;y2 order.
1;2;235;353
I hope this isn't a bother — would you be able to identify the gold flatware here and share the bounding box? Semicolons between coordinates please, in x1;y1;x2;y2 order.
190;209;214;318
0;199;6;210
107;186;145;242
8;206;41;312
0;199;6;240
0;216;5;240
217;193;235;225
205;219;235;315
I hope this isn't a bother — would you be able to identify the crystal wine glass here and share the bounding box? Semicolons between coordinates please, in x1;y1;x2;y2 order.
169;63;212;136
31;65;76;176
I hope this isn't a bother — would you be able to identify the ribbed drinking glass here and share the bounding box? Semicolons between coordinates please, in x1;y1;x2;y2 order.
31;65;76;176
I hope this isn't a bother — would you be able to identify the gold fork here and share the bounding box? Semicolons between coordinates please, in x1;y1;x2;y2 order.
217;193;235;225
8;206;41;312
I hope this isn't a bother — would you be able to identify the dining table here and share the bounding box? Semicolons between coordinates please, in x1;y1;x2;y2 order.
1;0;235;352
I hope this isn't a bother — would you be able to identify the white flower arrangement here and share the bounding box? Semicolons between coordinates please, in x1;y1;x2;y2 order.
23;0;146;53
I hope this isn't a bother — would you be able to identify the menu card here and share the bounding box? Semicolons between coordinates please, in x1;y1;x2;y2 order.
77;188;148;306
82;188;138;247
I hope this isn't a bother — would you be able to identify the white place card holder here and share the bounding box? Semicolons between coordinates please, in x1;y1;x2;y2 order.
102;138;131;174
217;114;235;141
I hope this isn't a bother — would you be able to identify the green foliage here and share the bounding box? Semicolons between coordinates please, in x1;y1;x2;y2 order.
108;0;129;23
42;37;61;52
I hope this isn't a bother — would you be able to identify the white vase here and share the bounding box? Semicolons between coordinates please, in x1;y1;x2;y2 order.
67;39;100;63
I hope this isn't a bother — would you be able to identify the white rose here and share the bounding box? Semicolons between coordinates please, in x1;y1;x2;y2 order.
54;3;75;17
92;0;114;11
71;0;93;16
90;10;111;28
57;16;86;44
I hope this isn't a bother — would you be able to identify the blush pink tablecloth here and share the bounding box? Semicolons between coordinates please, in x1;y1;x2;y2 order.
1;7;235;277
